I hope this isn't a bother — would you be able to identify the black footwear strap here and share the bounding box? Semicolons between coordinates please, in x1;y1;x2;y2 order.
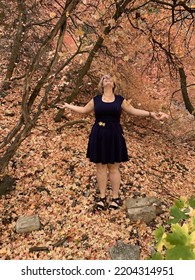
95;196;107;210
109;197;122;209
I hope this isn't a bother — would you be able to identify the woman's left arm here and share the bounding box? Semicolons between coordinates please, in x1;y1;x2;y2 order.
121;99;169;120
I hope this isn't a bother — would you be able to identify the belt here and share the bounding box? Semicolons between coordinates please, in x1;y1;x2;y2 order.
98;121;106;127
96;121;119;127
95;121;124;135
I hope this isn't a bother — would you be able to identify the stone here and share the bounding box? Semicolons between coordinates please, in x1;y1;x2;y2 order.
109;241;140;260
16;215;41;233
127;205;157;223
5;110;15;117
125;197;163;223
126;197;161;209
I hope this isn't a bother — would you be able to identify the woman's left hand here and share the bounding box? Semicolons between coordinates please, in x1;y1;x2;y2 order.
151;112;169;120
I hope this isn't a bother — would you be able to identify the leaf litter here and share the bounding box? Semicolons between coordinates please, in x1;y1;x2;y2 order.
0;100;194;260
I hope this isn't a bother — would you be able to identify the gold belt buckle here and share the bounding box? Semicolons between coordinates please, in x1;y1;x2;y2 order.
98;121;105;127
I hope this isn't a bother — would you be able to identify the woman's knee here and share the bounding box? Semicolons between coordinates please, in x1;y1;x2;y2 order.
107;163;119;174
96;163;107;174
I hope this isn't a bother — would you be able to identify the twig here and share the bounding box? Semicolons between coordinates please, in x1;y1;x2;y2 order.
29;246;49;253
57;120;88;133
53;236;71;247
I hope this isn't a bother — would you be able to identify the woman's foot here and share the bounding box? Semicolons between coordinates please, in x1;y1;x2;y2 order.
94;196;108;210
109;197;123;210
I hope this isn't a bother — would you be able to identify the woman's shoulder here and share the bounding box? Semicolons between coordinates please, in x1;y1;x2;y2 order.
115;94;124;102
93;94;101;101
115;94;124;97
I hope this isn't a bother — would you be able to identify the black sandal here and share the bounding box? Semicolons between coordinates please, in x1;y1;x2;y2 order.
94;196;107;211
109;197;123;210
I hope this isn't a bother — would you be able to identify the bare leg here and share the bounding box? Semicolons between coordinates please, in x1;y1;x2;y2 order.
96;163;108;198
108;163;121;198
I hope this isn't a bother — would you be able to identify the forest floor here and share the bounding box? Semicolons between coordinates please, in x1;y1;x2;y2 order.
0;91;194;260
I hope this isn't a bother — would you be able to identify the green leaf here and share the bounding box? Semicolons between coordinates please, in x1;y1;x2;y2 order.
155;225;164;242
174;197;186;209
148;197;195;261
155;226;167;252
169;206;189;223
189;197;195;209
150;252;163;260
165;245;195;260
166;224;188;246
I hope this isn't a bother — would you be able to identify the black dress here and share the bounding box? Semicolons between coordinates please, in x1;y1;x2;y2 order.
86;94;129;164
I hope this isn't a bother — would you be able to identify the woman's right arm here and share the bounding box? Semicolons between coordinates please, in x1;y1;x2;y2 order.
57;99;94;114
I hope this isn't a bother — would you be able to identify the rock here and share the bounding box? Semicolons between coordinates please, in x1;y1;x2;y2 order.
125;197;163;223
127;205;157;223
109;240;140;260
5;110;15;117
16;215;41;233
0;175;15;196
126;197;161;209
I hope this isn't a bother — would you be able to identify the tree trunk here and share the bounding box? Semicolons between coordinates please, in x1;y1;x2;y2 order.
0;124;32;174
1;0;26;92
179;67;194;115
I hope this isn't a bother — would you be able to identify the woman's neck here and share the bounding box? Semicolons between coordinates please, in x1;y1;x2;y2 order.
103;88;114;97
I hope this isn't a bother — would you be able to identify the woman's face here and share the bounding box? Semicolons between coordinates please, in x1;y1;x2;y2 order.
102;75;114;88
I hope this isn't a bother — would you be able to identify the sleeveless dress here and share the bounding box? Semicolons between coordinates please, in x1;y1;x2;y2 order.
86;94;129;164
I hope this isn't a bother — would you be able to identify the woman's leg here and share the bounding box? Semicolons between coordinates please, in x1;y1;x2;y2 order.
96;163;108;198
108;163;121;198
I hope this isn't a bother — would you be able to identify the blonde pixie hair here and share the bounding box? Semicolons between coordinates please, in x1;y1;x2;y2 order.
98;74;116;94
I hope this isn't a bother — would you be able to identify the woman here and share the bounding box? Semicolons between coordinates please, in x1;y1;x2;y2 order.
58;74;169;210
